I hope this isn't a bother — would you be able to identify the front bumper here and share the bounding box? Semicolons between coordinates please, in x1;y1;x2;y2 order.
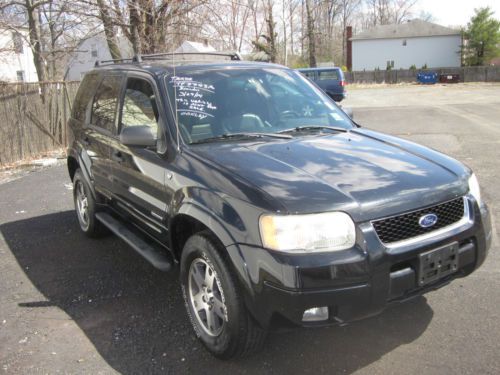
227;198;492;328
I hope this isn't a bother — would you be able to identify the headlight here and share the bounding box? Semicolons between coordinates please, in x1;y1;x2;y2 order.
468;173;482;207
259;212;356;253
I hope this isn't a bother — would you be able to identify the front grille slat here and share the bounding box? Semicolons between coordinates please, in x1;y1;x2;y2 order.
372;197;465;244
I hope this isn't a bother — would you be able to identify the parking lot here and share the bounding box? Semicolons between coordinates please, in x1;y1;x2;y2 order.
0;83;499;374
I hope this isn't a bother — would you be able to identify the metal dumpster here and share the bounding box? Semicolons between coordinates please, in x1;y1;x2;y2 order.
417;72;438;84
439;74;460;83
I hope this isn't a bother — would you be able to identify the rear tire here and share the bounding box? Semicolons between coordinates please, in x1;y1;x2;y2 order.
73;169;107;238
180;231;266;359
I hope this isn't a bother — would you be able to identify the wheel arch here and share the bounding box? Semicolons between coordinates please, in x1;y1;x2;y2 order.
170;204;253;297
67;153;97;200
67;155;79;181
169;204;236;261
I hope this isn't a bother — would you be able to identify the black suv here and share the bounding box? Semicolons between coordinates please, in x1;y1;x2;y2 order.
67;52;492;359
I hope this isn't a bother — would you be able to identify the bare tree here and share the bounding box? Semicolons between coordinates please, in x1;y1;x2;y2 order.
96;0;122;58
2;0;99;81
340;0;361;65
364;0;418;26
305;0;316;66
203;0;252;51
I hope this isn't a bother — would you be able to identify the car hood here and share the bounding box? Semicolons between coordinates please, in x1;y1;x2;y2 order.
191;129;469;221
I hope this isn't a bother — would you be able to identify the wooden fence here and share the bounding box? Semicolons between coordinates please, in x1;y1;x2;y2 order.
0;81;80;166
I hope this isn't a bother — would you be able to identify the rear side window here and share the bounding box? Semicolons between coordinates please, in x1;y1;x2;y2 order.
72;73;99;122
91;75;122;134
318;70;340;80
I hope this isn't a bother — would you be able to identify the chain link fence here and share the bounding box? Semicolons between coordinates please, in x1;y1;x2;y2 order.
0;81;80;166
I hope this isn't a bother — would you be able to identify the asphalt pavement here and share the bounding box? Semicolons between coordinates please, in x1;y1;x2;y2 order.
0;83;499;374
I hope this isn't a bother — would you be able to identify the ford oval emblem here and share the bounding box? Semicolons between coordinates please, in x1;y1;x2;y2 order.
419;213;438;228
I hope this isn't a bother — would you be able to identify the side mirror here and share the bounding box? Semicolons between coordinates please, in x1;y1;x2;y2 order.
120;125;157;147
342;107;354;119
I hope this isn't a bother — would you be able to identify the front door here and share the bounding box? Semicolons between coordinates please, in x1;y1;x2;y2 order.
109;75;172;242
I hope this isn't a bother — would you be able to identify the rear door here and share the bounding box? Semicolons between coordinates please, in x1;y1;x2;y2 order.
109;73;172;241
83;73;124;198
316;69;343;97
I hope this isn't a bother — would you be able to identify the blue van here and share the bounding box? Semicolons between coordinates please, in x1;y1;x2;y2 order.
297;67;346;102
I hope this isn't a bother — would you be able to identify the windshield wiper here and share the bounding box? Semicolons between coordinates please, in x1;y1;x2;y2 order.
190;132;292;144
277;125;349;134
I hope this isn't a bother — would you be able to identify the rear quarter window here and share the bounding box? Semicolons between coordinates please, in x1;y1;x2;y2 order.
318;70;340;80
72;73;100;123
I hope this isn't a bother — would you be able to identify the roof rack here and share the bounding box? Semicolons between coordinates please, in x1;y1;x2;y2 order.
138;51;241;61
94;51;241;67
94;55;142;67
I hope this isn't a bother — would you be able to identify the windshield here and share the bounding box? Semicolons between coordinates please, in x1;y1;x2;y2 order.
165;68;353;144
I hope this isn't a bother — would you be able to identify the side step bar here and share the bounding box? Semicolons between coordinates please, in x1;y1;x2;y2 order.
96;212;172;271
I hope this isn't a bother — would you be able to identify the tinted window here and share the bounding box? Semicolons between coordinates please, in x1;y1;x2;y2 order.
72;73;99;122
91;75;122;133
318;70;340;80
121;78;158;135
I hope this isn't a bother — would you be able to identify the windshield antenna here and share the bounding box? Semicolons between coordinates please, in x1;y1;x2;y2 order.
172;50;180;152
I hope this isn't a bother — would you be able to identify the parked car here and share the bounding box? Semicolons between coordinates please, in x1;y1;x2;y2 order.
67;53;491;359
297;67;347;102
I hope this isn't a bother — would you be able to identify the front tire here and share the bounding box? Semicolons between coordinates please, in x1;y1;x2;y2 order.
180;231;266;359
73;169;106;237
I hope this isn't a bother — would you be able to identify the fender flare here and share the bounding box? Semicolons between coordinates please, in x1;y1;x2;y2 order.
174;202;254;297
68;150;98;201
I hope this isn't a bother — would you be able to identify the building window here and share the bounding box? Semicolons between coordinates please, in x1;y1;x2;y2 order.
12;32;23;54
16;70;25;82
91;43;98;58
402;39;407;46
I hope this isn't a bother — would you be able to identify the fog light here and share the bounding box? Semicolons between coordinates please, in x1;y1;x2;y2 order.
302;307;329;322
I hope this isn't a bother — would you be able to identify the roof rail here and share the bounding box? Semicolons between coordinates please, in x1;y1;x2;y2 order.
140;51;241;61
94;57;135;67
94;51;241;67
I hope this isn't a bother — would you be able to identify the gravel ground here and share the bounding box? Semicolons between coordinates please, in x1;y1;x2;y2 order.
0;83;499;374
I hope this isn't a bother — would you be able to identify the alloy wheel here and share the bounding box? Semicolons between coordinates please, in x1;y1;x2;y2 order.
188;258;227;336
75;181;89;230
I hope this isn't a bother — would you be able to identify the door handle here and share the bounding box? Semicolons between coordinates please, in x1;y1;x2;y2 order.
82;137;91;146
112;150;124;163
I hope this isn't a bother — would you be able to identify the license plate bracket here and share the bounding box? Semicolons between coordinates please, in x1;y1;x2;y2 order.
418;242;459;286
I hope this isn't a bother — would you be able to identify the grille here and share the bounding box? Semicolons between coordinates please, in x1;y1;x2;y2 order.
372;197;465;244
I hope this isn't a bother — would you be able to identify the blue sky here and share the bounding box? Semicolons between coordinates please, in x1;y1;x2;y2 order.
416;0;500;27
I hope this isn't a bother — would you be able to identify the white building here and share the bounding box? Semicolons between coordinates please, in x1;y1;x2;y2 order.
351;19;461;71
65;37;217;81
0;28;38;82
174;40;216;54
65;34;133;81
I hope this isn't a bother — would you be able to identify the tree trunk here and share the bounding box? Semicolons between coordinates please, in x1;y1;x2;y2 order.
305;0;316;67
289;0;294;55
128;0;143;54
282;1;287;65
25;0;47;83
266;0;277;62
96;0;122;59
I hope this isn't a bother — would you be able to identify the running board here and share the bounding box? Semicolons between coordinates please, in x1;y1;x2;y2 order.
96;212;172;271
